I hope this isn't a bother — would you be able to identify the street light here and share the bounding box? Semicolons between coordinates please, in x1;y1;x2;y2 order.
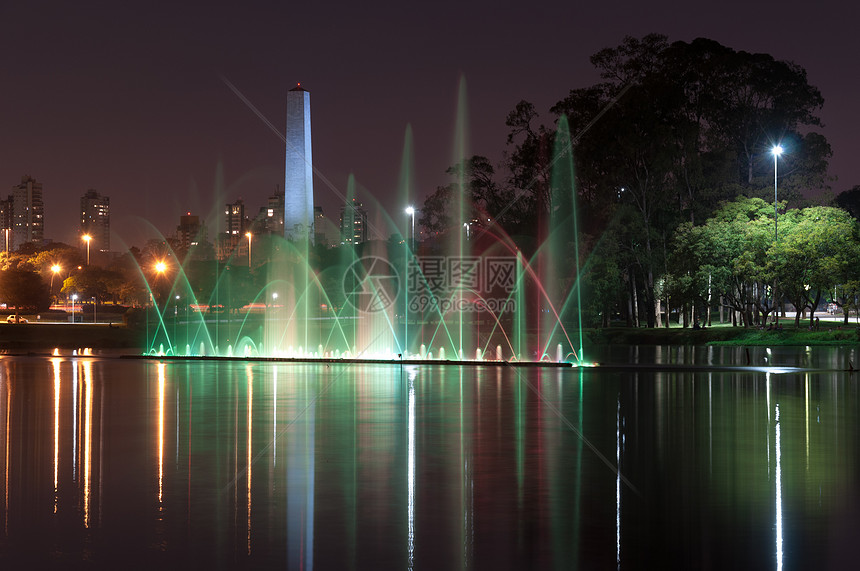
71;294;77;323
246;232;252;267
82;234;92;265
772;144;784;325
772;145;783;240
50;264;61;300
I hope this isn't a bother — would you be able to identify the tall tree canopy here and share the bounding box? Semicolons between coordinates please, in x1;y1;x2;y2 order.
418;34;833;328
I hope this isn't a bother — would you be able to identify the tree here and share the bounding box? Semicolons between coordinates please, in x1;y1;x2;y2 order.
60;266;126;304
503;100;551;228
419;155;527;239
418;183;454;237
0;268;51;313
537;35;832;327
667;197;778;327
835;185;860;220
769;206;860;326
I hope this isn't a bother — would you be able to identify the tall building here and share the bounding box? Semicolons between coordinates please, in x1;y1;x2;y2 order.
176;212;204;250
11;175;44;249
284;84;314;243
0;196;12;253
175;212;212;260
80;189;110;252
218;199;246;262
225;199;246;237
313;206;328;247
257;191;284;235
339;199;368;245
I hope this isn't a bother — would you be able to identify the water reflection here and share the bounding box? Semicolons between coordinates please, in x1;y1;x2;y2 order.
0;353;857;568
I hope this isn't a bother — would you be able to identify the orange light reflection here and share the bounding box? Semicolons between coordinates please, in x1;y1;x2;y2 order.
82;361;93;528
53;359;61;514
158;363;165;508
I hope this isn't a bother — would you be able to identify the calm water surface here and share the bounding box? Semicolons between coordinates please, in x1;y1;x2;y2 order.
1;347;859;569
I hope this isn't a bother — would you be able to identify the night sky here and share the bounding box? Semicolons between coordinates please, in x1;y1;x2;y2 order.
3;1;857;249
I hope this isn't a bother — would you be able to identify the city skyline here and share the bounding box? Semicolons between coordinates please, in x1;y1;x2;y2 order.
3;1;858;249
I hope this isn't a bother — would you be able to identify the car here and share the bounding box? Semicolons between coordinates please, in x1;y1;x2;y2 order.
6;315;27;323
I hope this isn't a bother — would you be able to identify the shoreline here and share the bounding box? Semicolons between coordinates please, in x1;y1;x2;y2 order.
1;321;858;355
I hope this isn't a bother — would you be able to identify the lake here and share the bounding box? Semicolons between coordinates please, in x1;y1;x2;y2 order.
1;346;859;569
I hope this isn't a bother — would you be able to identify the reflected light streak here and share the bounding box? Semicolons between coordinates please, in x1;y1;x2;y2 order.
72;362;78;481
407;368;417;568
53;359;61;513
158;364;165;507
4;371;9;535
247;366;253;554
83;361;93;528
775;404;783;571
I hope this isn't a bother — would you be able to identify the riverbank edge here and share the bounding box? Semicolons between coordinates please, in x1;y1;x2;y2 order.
0;323;142;351
1;323;859;353
587;324;860;346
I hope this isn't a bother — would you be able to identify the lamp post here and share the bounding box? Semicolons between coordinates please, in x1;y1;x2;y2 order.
82;234;92;265
154;261;167;307
772;145;783;240
174;294;180;351
246;232;252;268
71;294;77;323
50;264;61;302
772;144;784;325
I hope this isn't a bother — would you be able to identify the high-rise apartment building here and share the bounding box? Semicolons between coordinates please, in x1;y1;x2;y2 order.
339;199;368;245
80;189;110;252
217;199;247;262
0;196;12;253
176;213;204;250
11;175;44;249
284;84;314;242
225;199;245;237
313;206;327;247
257;191;284;235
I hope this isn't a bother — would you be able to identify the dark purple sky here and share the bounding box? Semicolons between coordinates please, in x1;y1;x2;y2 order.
3;1;857;249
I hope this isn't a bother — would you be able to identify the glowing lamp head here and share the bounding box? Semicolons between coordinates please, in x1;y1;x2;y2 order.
51;264;61;274
405;206;415;216
772;144;784;157
155;261;167;274
82;234;92;243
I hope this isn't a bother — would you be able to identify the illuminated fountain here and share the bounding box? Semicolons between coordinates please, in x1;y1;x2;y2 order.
142;85;585;366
